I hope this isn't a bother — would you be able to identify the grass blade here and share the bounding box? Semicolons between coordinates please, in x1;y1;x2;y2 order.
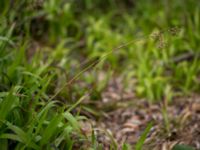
63;112;81;132
4;121;39;149
135;122;153;150
0;91;15;122
40;115;63;145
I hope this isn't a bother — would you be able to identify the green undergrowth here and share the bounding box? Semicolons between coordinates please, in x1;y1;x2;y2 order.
0;0;200;149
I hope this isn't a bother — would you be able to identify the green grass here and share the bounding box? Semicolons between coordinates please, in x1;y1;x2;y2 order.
0;0;200;149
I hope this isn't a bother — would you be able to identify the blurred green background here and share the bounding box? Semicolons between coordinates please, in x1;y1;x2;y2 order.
0;0;200;149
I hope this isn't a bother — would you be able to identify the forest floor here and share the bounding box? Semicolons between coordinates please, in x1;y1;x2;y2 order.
79;77;200;150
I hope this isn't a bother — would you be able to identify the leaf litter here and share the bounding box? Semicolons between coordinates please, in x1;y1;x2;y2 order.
79;76;200;150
